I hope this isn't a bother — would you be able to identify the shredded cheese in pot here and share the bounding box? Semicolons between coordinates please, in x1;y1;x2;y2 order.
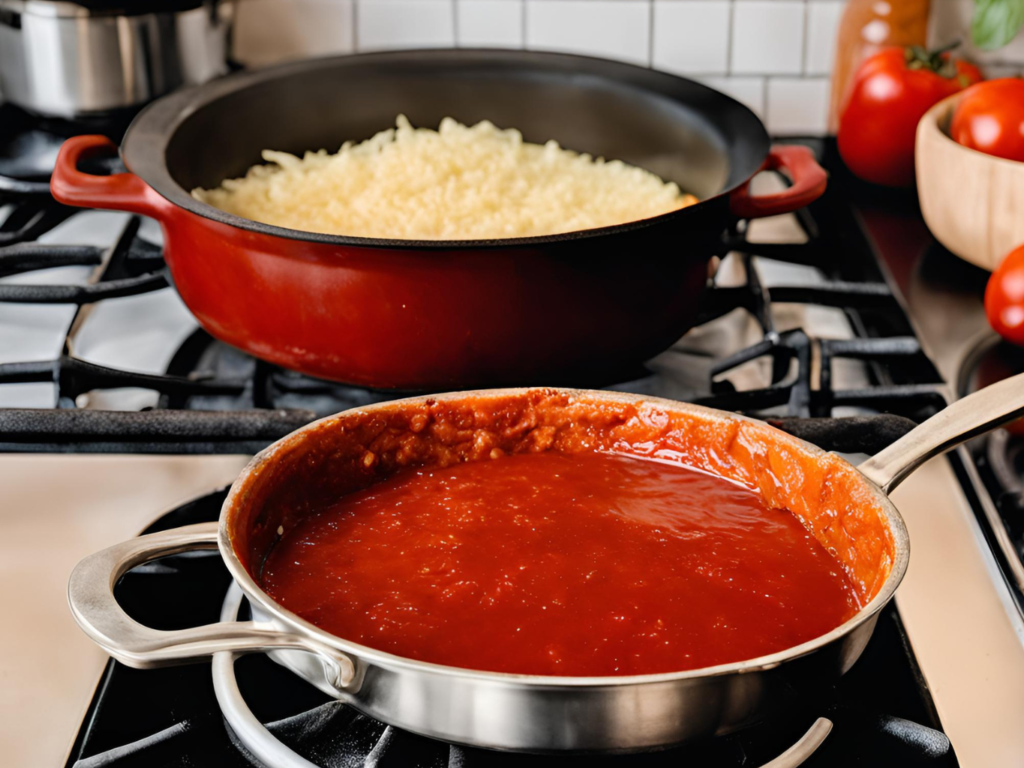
192;116;697;240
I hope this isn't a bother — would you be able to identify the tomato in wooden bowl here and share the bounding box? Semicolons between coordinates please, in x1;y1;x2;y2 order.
951;78;1024;163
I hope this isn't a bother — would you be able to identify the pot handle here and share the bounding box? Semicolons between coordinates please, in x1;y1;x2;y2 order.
729;145;828;220
51;135;169;219
67;522;355;688
859;371;1024;494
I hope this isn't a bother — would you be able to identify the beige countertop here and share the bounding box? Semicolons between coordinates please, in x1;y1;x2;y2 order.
0;454;249;768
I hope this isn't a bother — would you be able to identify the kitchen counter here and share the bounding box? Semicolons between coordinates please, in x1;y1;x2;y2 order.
0;454;248;768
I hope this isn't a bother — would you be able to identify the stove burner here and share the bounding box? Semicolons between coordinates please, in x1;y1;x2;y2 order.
65;490;957;768
957;334;1024;514
214;582;835;768
984;430;1024;516
952;331;1024;602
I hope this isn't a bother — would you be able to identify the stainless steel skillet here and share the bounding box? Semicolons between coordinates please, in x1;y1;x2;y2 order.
67;377;1024;752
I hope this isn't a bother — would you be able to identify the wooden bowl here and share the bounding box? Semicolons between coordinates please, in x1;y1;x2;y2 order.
917;93;1024;271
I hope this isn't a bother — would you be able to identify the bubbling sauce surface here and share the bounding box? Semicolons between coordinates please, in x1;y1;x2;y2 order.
261;451;860;676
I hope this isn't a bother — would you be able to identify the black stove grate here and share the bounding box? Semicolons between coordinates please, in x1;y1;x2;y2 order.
0;127;958;766
0;140;945;454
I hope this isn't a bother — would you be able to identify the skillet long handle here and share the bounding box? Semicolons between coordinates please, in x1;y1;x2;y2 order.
859;371;1024;494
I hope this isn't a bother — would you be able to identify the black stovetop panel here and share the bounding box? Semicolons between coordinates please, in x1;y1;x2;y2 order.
65;490;956;768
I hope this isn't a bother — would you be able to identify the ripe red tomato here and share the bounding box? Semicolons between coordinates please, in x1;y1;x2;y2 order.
950;78;1024;162
986;244;1024;346
837;47;982;187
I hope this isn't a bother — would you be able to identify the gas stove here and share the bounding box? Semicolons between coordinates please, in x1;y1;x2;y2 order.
66;490;950;768
1;103;1021;767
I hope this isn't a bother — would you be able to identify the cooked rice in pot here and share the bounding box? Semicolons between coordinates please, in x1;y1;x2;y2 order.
192;116;698;241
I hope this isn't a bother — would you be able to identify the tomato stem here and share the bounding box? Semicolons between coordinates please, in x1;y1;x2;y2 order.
905;40;962;78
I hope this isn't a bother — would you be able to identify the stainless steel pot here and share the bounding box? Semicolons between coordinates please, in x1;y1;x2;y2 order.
0;0;233;118
67;379;1024;752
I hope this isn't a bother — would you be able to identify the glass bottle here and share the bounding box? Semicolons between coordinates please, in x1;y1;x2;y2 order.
829;0;932;132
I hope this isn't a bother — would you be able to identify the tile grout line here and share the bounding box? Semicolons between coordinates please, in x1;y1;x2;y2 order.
763;76;770;130
352;0;360;53
725;0;734;76
452;0;460;46
648;0;654;68
519;0;525;49
522;0;528;50
801;0;809;75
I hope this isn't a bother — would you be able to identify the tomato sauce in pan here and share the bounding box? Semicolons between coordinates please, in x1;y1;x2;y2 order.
260;451;860;677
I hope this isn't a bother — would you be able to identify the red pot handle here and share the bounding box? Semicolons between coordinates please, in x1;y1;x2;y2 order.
729;145;828;220
51;135;168;219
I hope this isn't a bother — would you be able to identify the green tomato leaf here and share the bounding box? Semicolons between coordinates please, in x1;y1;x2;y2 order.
972;0;1024;51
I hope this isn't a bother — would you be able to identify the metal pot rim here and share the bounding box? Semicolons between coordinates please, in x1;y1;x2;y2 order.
217;386;911;688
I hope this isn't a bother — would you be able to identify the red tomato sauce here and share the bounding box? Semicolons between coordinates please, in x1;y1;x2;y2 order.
260;451;860;676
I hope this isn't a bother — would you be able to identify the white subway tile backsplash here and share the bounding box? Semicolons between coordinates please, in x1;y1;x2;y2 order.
731;1;805;75
457;0;523;48
980;26;1024;65
700;76;766;118
767;77;829;135
357;0;455;52
235;0;354;67
805;1;843;74
653;1;731;76
929;0;1024;66
525;0;651;66
981;64;1024;78
231;0;863;136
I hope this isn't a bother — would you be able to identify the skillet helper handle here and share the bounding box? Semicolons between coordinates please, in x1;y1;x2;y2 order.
51;135;168;219
730;145;828;220
859;371;1024;494
67;522;355;687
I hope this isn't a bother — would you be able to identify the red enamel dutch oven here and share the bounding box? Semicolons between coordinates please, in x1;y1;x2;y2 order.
51;50;826;390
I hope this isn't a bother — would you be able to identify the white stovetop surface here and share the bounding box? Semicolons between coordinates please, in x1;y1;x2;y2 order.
3;198;1024;767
